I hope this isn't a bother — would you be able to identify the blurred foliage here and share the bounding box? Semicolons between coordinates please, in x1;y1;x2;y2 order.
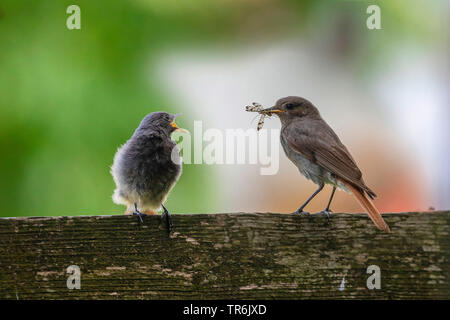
0;0;445;216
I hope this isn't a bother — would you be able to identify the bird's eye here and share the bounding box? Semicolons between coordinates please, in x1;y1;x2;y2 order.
285;103;295;110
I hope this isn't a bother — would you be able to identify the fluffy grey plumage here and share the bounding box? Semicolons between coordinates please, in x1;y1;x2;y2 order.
111;112;182;215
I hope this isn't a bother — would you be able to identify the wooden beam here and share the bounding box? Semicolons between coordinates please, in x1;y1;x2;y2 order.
0;211;448;299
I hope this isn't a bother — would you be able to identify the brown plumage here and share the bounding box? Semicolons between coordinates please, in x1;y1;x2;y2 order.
343;182;390;232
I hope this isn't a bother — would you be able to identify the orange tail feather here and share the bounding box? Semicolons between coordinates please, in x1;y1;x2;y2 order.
342;182;390;232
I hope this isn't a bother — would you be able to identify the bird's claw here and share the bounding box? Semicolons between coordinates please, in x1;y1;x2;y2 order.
316;209;332;220
161;204;173;233
133;203;147;223
294;210;310;216
133;211;147;223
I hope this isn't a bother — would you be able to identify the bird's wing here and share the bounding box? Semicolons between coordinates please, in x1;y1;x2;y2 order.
284;120;375;197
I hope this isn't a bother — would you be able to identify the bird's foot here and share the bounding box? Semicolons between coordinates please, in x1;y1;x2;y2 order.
161;204;173;233
133;211;147;223
315;209;332;220
293;210;310;216
133;204;147;223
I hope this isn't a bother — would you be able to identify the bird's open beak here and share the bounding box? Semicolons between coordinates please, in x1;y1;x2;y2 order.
261;106;284;114
171;121;188;133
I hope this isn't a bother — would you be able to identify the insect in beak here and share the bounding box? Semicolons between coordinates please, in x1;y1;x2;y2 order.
246;102;281;131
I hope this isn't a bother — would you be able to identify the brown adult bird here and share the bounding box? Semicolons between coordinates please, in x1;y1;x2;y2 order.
260;96;390;232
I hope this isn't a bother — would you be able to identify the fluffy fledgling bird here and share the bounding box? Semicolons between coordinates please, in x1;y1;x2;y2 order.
111;112;184;230
259;96;390;232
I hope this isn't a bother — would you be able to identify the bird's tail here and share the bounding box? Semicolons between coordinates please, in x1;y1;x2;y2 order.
342;181;390;232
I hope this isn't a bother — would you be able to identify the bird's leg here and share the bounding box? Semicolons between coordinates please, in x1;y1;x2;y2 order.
294;184;324;215
133;203;146;223
161;204;173;233
316;186;336;219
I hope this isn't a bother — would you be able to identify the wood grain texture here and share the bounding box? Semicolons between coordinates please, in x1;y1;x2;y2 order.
0;211;448;299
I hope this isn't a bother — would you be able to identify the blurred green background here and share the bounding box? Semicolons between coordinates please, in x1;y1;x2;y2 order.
0;0;447;217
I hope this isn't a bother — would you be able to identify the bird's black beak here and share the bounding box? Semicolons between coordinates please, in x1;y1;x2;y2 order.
261;106;284;115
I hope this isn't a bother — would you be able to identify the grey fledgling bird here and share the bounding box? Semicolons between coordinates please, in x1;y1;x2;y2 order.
111;112;185;230
260;96;390;232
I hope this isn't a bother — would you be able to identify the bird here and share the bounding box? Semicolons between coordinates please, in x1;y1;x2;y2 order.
110;111;185;231
259;96;390;232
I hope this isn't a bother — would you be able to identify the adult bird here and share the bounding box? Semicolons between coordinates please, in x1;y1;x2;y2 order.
260;96;390;232
111;112;185;231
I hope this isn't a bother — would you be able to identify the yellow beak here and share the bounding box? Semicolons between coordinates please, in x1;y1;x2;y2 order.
261;107;284;114
171;121;188;133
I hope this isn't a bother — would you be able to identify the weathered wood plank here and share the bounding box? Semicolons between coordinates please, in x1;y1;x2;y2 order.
0;211;448;299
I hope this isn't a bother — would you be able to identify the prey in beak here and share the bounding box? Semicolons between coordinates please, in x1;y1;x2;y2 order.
245;102;284;131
